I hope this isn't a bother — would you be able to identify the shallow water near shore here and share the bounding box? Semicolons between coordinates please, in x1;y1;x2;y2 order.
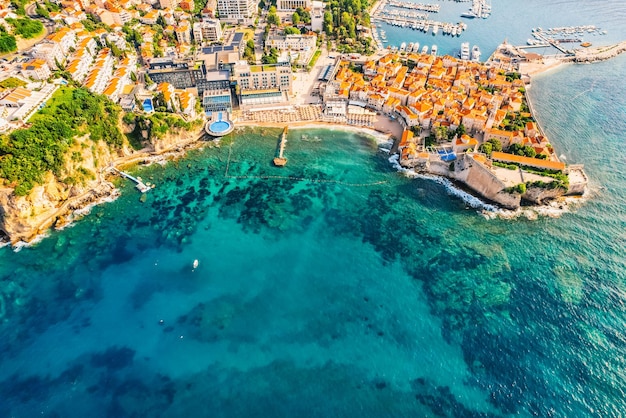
1;50;626;418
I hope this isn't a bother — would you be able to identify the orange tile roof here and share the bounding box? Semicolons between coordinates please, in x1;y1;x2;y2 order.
491;152;565;171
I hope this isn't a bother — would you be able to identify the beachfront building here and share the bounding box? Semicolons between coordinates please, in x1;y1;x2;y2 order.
192;19;223;44
276;0;310;11
232;61;293;106
201;72;232;115
217;0;256;24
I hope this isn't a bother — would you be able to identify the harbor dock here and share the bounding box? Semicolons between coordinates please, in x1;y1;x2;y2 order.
110;166;152;193
273;127;288;167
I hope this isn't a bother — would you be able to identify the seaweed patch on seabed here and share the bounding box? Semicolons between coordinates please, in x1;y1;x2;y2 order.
216;174;332;236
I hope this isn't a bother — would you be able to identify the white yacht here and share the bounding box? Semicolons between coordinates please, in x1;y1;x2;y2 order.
408;42;414;52
421;45;428;54
431;44;438;56
460;42;470;60
412;42;420;53
400;42;407;52
432;23;439;35
471;45;482;62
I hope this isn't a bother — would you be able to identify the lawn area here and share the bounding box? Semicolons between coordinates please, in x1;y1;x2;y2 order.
0;77;26;89
29;86;73;123
307;49;322;71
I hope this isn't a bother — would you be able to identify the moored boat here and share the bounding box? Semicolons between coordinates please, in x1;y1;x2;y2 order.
460;42;470;60
471;45;481;61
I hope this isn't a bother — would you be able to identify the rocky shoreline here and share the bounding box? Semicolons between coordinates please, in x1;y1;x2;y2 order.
0;124;208;247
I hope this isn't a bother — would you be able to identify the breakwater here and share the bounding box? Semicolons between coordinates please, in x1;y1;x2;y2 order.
571;41;626;63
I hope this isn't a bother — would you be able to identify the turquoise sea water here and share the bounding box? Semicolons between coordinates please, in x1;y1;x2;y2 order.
2;4;626;417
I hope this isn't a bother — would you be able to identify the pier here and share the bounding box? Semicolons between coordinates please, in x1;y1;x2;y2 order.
110;166;152;193
273;127;288;167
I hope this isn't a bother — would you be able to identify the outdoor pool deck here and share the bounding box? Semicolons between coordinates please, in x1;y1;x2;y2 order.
205;112;234;137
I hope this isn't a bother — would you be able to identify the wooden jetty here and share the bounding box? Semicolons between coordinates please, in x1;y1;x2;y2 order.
110;166;152;192
273;126;288;167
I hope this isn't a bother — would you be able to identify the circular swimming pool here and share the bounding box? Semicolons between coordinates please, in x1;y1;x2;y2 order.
209;120;231;133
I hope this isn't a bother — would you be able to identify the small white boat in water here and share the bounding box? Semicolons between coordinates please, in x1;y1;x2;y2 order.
421;45;428;54
193;259;199;269
431;44;438;56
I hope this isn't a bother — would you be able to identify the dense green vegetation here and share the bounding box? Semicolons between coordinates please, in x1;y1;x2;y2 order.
124;112;200;142
478;138;503;155
262;47;279;64
6;18;44;39
243;40;255;64
193;0;209;15
507;143;537;158
0;25;17;53
500;110;534;131
10;0;28;16
284;26;300;35
267;6;280;26
0;87;124;196
504;183;526;194
324;0;374;55
292;7;311;25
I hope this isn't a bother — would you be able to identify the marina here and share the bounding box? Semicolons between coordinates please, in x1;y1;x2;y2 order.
371;0;468;39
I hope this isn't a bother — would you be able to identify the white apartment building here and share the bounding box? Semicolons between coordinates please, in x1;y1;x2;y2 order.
192;19;223;44
276;0;310;11
266;33;316;51
217;0;256;23
83;49;114;94
159;0;178;8
175;23;191;44
31;42;65;69
21;59;52;81
311;1;324;32
46;26;76;55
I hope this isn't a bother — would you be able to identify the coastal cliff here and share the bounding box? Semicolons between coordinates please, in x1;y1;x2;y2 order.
401;153;583;210
0;119;206;245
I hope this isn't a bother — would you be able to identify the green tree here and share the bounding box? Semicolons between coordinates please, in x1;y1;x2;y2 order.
35;4;50;18
267;10;280;26
6;17;44;39
284;26;300;35
295;7;311;24
479;142;492;155
243;39;256;63
455;123;466;137
292;12;300;25
0;33;17;53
